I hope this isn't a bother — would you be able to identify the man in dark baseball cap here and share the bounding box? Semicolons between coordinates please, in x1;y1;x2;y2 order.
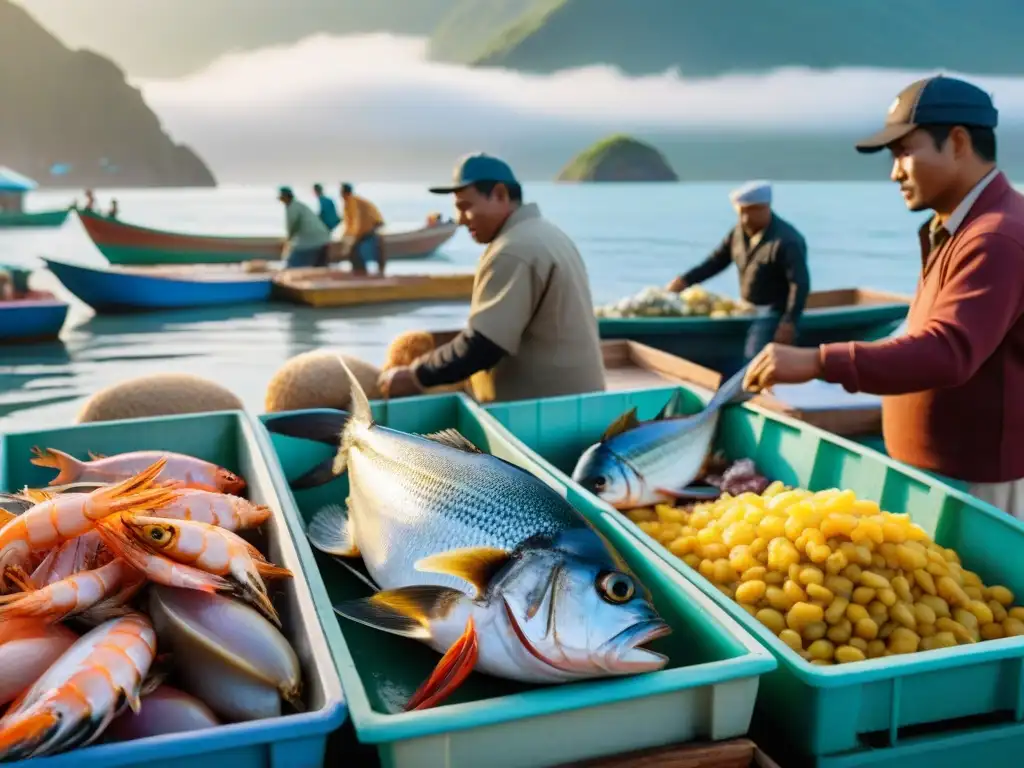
744;75;1024;518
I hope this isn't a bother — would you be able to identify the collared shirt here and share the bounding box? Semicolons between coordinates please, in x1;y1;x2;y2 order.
465;203;605;403
285;199;331;250
342;195;384;240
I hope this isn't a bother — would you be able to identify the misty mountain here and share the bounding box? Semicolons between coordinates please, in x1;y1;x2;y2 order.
13;0;460;78
471;0;1024;76
0;0;213;188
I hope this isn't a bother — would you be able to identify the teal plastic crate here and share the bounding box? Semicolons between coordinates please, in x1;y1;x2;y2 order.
479;387;1024;760
0;411;346;768
257;396;776;768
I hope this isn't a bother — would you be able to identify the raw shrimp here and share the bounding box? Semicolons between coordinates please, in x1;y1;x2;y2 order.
0;559;136;623
31;448;246;495
0;614;157;760
114;513;290;626
0;459;174;577
30;530;104;587
95;515;235;596
147;488;271;531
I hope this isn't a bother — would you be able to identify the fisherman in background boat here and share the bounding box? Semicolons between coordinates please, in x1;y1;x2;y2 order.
667;181;811;371
340;182;386;276
379;153;605;402
107;198;119;220
80;189;96;212
278;186;332;268
312;183;340;233
744;75;1024;518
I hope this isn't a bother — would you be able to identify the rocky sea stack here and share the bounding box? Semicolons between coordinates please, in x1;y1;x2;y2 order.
557;135;679;183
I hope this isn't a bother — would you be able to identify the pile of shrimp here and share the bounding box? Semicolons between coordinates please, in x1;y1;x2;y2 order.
0;447;302;761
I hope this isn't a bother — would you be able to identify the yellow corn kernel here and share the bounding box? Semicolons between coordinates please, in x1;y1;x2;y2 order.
825;575;855;599
891;575;914;604
825;596;850;625
786;602;825;631
825;550;848;575
919;594;951;619
876;588;898;608
702;543;729;561
807;639;835;661
779;628;803;651
891;602;917;630
913;602;937;627
846;603;870;623
986;585;1015;606
783;580;808;604
853;617;879;641
981;622;1005;640
888;627;921;654
806;584;834;604
683;553;701;569
735;580;767;605
655;504;685;523
826;619;853;645
849;637;869;652
865;639;887;658
932;631;958;648
967;600;994;626
935;617;974;644
1003;618;1024;637
755;608;786;635
860;572;891;590
851;587;876;605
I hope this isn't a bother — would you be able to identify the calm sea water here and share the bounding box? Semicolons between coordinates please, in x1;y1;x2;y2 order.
0;182;933;430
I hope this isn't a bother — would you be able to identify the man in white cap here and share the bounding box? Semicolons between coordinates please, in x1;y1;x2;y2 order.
667;180;810;370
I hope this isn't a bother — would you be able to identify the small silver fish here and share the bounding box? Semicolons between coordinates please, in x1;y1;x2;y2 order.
264;357;670;711
572;365;749;510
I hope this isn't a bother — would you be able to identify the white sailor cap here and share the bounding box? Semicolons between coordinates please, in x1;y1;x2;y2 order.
729;180;772;207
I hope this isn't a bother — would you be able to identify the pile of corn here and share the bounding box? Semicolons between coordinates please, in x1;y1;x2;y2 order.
627;482;1024;665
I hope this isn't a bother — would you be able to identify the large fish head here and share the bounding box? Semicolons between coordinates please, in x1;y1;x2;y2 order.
571;442;643;510
215;468;247;495
499;541;669;678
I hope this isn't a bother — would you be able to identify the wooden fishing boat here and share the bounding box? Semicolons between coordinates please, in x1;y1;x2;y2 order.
77;209;459;266
43;257;273;314
272;269;475;308
0;291;69;343
0;208;71;229
597;288;911;374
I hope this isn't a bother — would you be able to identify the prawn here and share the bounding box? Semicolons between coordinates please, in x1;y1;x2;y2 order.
0;619;78;706
0;614;156;760
0;559;136;623
0;459;175;578
95;515;236;596
146;488;271;531
29;530;104;587
109;512;290;626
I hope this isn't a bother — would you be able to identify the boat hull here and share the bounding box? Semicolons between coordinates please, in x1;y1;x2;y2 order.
44;258;273;314
78;210;458;266
271;270;475;308
0;294;69;343
0;208;70;229
598;288;910;374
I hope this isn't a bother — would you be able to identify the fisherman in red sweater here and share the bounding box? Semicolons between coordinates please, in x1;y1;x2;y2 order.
744;75;1024;517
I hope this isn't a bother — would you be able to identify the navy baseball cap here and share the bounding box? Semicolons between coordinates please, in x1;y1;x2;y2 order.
278;186;293;197
856;75;999;154
429;153;519;194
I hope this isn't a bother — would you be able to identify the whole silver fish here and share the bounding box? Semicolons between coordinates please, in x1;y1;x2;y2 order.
572;364;749;510
275;357;670;711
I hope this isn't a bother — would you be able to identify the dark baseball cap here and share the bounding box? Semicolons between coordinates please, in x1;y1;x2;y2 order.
855;75;999;154
428;153;519;194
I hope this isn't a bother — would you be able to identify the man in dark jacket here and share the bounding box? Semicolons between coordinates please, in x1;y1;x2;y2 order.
744;75;1024;518
667;181;811;367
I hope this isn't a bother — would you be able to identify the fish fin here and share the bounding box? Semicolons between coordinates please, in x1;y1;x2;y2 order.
656;390;692;420
87;451;107;461
333;585;463;639
546;527;622;566
601;407;640;442
261;410;350;446
335;356;373;427
29;446;82;486
0;709;61;759
705;363;753;413
290;458;342;491
331;557;379;593
405;616;479;711
421;429;483;454
255;560;293;579
414;547;510;598
656;485;722;501
307;504;359;556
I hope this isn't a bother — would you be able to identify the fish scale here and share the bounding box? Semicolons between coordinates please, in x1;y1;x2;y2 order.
348;424;581;593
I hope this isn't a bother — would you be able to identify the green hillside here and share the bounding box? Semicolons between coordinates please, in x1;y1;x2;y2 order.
472;0;1024;76
558;135;679;182
13;0;460;78
427;0;540;64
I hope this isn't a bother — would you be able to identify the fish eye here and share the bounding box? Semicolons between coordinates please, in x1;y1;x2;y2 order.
591;476;607;490
597;571;635;604
146;527;167;542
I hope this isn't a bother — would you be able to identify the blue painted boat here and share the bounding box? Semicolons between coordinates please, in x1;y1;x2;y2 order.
0;293;69;343
0;208;71;229
43;257;273;313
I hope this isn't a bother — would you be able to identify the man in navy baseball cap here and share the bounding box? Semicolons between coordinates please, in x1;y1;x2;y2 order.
428;152;520;195
744;74;1024;520
853;75;998;154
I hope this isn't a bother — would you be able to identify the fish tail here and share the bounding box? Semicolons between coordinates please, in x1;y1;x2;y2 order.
29;447;82;486
242;574;282;627
0;708;60;761
705;363;753;414
260;411;352;489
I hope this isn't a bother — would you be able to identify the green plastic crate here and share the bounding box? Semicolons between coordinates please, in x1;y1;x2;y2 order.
0;411;347;768
479;387;1024;760
257;396;776;768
